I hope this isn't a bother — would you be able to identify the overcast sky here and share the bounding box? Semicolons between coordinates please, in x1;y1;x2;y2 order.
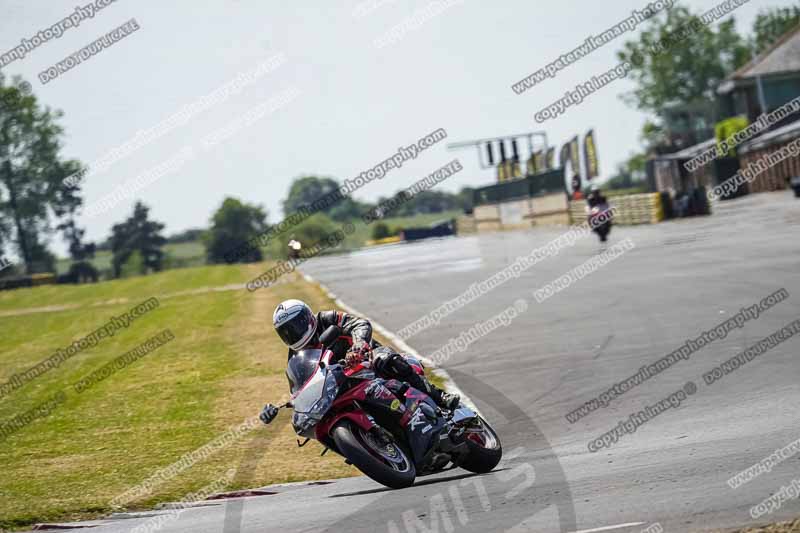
0;0;794;255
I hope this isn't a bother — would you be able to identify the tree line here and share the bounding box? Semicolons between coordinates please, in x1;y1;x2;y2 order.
0;73;471;282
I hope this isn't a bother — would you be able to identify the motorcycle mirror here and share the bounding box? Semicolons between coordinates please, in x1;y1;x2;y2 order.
319;325;341;346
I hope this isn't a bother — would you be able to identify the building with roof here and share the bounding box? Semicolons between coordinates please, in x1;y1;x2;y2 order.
650;24;800;199
717;24;800;122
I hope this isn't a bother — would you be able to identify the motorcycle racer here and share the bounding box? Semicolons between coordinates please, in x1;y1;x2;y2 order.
261;299;459;424
587;184;608;209
586;184;612;244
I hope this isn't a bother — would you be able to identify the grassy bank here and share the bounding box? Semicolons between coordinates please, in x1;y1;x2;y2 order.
0;262;429;530
54;241;206;276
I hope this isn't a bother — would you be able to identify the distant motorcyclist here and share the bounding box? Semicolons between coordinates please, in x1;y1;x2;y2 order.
586;184;607;209
287;237;302;260
261;299;459;424
586;184;612;243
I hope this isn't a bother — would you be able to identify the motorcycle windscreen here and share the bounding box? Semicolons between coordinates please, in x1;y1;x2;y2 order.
293;370;339;417
292;368;342;436
287;349;323;395
292;370;326;414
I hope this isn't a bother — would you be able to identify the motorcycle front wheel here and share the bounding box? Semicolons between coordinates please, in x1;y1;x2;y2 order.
332;421;416;489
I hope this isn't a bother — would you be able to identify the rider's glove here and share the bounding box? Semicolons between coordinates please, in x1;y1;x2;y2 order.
260;403;279;425
354;340;371;356
345;340;371;367
345;350;364;368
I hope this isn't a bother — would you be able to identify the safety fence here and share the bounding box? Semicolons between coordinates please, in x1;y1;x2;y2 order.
569;192;664;226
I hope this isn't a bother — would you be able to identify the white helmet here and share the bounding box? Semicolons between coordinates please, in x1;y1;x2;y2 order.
273;299;317;350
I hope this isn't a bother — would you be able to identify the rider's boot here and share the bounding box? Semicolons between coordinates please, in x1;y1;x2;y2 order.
405;372;460;411
439;391;461;411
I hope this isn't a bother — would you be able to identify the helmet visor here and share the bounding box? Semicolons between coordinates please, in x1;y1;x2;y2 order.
276;312;314;348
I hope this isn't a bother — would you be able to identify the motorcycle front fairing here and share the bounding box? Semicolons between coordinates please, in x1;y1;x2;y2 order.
289;349;346;439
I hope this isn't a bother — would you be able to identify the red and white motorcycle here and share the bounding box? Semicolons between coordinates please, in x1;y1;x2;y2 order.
266;325;502;489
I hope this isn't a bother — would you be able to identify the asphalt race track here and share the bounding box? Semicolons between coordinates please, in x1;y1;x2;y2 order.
64;192;800;532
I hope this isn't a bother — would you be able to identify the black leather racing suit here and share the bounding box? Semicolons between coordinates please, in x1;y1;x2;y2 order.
287;310;450;407
587;191;612;241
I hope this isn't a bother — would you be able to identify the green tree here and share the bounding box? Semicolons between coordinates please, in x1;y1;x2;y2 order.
0;204;11;275
167;228;205;244
109;202;167;278
57;217;99;283
204;197;268;264
457;187;474;213
626;153;647;180
292;213;339;252
283;176;366;222
375;189;462;218
119;250;144;279
640;120;667;151
27;240;57;273
604;153;648;191
0;74;85;274
715;116;750;157
617;5;750;118
371;222;391;240
403;190;460;215
750;6;800;54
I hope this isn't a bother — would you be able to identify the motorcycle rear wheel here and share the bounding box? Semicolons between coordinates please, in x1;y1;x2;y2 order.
332;421;416;489
458;416;503;474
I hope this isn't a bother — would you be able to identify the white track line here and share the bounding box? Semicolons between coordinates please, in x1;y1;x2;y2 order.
570;522;646;533
302;273;480;414
507;518;645;533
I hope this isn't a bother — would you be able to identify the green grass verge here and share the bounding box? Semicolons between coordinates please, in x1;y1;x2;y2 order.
0;264;356;529
0;262;450;530
0;264;244;312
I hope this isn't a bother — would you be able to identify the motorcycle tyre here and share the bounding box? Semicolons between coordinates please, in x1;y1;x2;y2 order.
332;421;416;489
